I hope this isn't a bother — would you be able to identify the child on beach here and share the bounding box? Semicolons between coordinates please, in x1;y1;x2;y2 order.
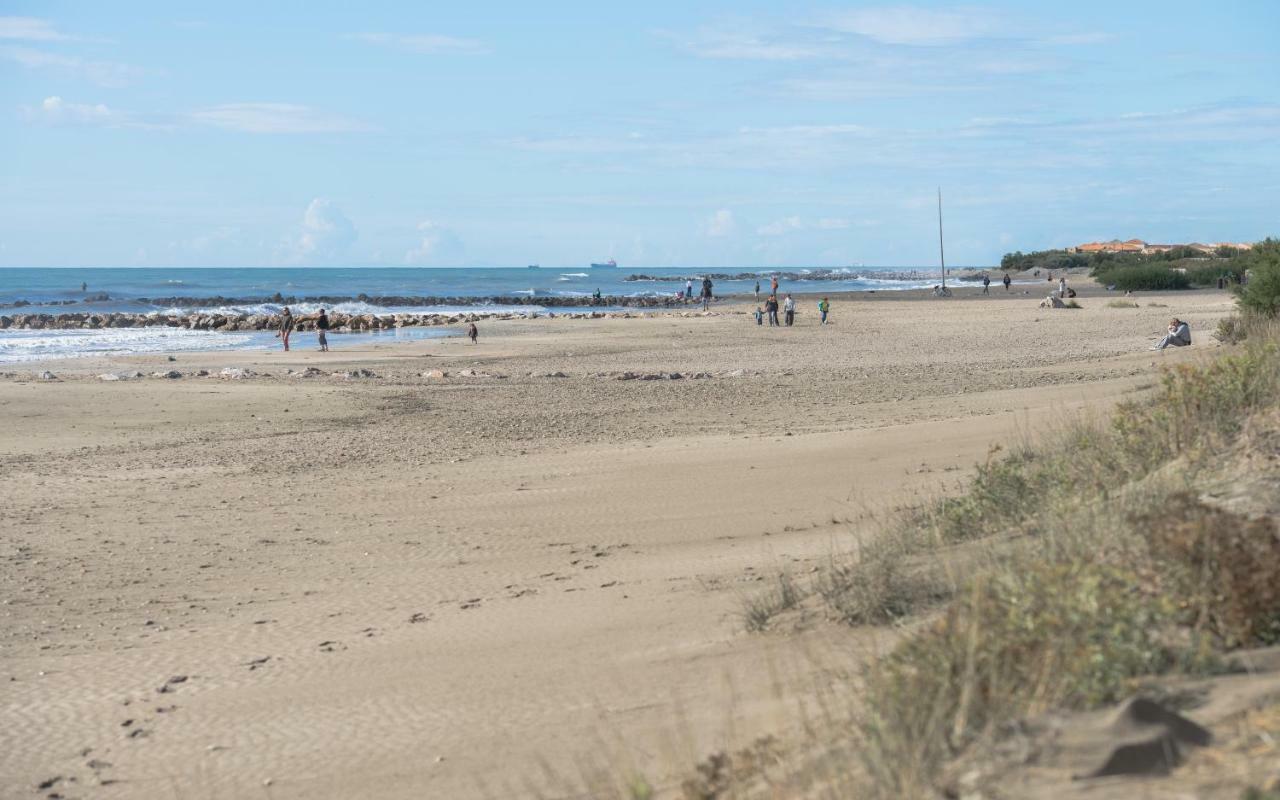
818;297;829;324
754;306;763;325
467;322;478;344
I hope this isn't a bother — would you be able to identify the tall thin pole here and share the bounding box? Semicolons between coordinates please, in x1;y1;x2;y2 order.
937;187;947;290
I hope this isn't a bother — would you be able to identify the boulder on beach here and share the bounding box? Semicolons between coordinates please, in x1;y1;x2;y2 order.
219;367;254;380
152;370;183;379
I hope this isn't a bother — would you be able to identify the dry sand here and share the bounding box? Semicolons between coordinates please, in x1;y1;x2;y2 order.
1;283;1237;798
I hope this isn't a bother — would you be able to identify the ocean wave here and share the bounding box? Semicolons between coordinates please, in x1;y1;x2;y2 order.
0;327;266;363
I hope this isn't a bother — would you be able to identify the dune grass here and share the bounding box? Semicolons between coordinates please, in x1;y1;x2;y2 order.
739;316;1280;796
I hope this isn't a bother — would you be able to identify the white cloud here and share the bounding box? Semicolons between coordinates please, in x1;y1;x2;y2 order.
286;199;358;264
757;216;804;236
1;46;142;87
26;95;117;125
405;220;465;265
0;17;72;41
672;27;832;60
188;103;371;134
757;216;850;236
348;32;488;54
704;209;735;237
822;6;1002;46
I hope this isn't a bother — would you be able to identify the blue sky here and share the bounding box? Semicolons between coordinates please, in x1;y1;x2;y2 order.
1;1;1277;268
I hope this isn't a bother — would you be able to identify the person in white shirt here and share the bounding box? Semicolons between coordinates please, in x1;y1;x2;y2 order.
783;294;796;326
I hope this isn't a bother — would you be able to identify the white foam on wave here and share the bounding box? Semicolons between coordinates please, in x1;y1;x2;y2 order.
559;272;590;278
0;327;268;364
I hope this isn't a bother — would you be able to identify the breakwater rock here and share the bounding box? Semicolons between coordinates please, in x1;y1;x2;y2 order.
625;269;959;283
132;293;676;309
0;307;692;331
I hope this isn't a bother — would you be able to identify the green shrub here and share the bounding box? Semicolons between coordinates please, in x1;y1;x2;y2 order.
1237;238;1280;317
1096;264;1191;291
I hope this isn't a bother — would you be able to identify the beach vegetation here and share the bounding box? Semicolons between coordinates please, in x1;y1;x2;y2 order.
740;316;1280;796
1236;238;1280;317
1094;263;1191;291
1106;299;1140;308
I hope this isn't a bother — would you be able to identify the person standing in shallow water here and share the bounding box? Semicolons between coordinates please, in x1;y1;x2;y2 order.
277;306;295;352
754;280;760;301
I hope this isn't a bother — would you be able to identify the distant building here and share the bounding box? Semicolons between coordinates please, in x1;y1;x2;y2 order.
1070;239;1253;255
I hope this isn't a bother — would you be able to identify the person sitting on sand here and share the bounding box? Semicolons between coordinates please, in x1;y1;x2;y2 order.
467;322;478;344
754;306;763;325
783;293;796;326
1003;273;1012;292
1152;318;1191;350
276;306;295;352
765;294;780;326
818;297;830;324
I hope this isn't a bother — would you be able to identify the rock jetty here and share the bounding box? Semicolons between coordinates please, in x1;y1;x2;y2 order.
0;307;694;331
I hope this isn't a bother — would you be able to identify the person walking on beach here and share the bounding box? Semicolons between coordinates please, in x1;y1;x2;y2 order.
685;279;694;304
313;308;330;352
818;297;830;324
1058;275;1068;298
701;277;713;311
467;322;478;344
783;293;796;326
765;294;779;326
1003;273;1012;292
982;274;991;295
276;306;295;352
754;280;760;301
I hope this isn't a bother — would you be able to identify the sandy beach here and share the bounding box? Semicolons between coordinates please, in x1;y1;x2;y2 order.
1;282;1237;798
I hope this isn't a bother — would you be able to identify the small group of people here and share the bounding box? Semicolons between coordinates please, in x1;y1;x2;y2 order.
754;294;830;326
677;277;715;310
980;273;1014;294
276;306;330;352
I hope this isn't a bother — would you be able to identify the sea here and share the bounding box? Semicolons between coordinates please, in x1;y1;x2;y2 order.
0;266;948;363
